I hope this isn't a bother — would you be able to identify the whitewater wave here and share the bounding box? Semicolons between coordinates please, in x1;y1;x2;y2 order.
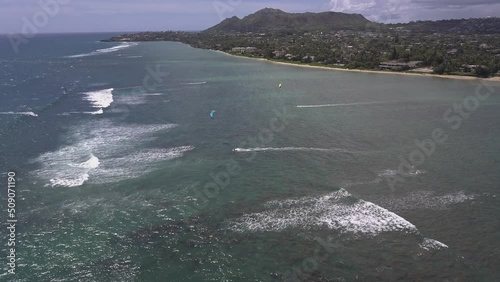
233;147;354;153
297;101;383;108
420;238;448;251
31;120;191;187
71;155;100;169
84;88;114;110
66;43;138;58
0;111;38;117
47;154;100;188
228;188;419;236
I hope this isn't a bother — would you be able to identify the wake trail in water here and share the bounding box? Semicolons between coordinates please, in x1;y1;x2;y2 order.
65;43;138;58
297;101;386;108
233;147;366;154
0;112;38;117
184;81;207;85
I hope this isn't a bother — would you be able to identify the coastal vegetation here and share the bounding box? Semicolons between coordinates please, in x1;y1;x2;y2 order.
104;8;500;78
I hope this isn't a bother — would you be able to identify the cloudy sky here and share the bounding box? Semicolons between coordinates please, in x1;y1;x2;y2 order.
1;0;499;33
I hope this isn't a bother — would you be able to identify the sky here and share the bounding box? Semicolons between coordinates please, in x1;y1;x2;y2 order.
1;0;499;33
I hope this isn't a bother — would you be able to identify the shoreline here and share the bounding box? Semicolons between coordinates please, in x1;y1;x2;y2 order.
213;50;500;82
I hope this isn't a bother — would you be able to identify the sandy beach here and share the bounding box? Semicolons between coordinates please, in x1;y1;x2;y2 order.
214;50;500;82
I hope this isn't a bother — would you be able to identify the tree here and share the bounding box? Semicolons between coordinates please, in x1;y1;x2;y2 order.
303;56;312;63
433;64;445;74
264;50;275;59
390;47;398;60
475;66;491;78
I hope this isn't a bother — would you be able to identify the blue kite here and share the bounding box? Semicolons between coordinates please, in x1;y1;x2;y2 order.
210;110;216;119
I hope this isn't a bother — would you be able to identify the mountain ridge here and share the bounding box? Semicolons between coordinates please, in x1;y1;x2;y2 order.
205;8;372;33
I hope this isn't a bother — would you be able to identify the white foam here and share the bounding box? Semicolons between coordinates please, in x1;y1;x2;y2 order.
90;146;194;184
66;43;138;58
49;173;90;188
84;88;114;109
142;93;166;96
31;120;190;187
233;147;352;153
420;238;448;251
0;111;38;117
228;188;419;236
375;191;477;211
297;102;383;108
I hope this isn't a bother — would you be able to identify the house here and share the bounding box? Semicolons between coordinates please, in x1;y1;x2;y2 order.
379;61;423;71
231;47;258;54
273;50;286;58
479;43;490;49
460;64;479;72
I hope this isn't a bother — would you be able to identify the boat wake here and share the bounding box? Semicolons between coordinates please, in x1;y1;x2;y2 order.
372;190;477;211
0;111;38;117
66;43;138;58
58;109;104;116
142;93;166;96
297;101;384;108
233;147;354;153
184;81;207;85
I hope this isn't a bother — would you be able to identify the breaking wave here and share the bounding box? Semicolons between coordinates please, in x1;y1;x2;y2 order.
31;120;193;187
420;238;448;251
228;188;419;236
83;88;114;111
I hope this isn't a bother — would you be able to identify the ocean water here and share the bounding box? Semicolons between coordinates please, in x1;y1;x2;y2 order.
0;34;499;281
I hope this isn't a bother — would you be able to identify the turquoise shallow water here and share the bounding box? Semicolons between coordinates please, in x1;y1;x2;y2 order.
1;35;500;281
